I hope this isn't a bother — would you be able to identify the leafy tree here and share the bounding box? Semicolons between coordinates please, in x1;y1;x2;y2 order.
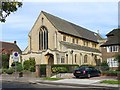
1;54;9;68
0;0;22;22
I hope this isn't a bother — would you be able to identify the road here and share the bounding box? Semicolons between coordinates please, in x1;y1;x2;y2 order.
1;80;119;90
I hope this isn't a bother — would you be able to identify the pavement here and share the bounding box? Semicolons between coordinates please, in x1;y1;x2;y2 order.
1;73;119;89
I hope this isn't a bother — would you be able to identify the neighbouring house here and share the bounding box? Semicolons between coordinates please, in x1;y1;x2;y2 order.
22;11;102;66
0;41;22;67
101;29;120;70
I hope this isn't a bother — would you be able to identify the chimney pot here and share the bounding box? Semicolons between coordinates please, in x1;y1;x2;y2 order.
14;41;16;44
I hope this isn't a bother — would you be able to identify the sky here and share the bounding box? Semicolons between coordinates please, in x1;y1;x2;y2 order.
1;1;118;51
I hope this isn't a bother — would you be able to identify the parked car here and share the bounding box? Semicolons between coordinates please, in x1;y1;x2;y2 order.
73;65;101;78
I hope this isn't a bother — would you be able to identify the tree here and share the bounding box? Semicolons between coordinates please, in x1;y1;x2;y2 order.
1;54;9;68
0;0;22;22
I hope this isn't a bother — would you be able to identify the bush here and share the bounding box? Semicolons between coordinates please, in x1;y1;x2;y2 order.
52;67;68;73
100;61;109;71
102;70;120;76
6;67;14;74
11;62;23;72
16;63;23;72
2;68;7;74
23;60;30;70
29;66;35;72
23;58;36;72
52;64;79;73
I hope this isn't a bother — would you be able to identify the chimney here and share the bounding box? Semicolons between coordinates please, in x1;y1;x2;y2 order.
14;41;17;44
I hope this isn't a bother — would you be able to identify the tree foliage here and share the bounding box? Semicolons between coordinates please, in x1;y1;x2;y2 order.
23;58;36;72
0;0;22;22
1;54;9;68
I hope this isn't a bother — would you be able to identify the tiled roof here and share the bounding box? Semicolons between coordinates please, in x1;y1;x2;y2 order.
0;41;22;54
42;11;98;43
101;29;120;46
60;41;101;53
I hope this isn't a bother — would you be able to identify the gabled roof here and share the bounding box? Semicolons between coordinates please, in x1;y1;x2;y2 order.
0;41;22;54
60;41;101;53
42;11;98;43
101;29;120;46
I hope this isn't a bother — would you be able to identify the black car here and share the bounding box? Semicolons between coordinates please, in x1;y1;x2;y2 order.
73;65;101;78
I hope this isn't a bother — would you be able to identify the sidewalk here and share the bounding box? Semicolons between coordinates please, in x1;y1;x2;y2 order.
1;74;119;88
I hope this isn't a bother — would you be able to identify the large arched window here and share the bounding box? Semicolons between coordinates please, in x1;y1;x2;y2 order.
39;26;48;50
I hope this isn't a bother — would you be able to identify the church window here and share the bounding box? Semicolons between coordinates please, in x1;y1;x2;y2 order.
39;26;48;50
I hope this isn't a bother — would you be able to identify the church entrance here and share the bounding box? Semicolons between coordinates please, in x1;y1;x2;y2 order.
45;52;54;77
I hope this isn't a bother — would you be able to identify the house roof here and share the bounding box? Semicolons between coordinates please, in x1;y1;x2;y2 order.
42;11;98;43
0;41;22;54
101;29;120;46
60;41;101;53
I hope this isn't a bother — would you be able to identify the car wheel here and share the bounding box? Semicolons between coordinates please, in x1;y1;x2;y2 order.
87;74;91;78
97;73;101;76
75;76;79;78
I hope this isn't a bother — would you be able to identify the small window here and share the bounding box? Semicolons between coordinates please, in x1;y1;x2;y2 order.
61;57;65;63
72;38;75;43
75;54;77;63
107;46;119;52
76;39;78;44
84;55;87;63
63;35;66;41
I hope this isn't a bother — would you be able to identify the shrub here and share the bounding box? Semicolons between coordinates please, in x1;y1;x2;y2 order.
2;54;9;68
16;63;23;72
23;60;30;70
23;58;36;72
6;67;14;74
29;66;35;72
102;70;120;76
52;67;68;73
11;62;23;72
2;68;7;73
52;64;79;73
100;61;109;71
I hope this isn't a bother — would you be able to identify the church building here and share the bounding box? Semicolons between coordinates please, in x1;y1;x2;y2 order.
22;11;102;66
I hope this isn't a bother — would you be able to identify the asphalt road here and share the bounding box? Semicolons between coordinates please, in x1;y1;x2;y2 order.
1;80;119;90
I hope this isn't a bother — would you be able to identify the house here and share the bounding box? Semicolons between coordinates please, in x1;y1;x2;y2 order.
101;29;120;70
0;41;22;67
22;11;102;66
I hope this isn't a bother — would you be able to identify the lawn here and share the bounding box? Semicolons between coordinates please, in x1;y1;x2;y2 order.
101;80;120;84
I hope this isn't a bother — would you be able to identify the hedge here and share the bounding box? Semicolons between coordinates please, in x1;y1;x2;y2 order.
102;70;120;76
51;64;79;73
40;64;79;76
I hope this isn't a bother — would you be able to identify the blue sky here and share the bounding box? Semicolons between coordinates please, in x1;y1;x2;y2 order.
1;1;118;51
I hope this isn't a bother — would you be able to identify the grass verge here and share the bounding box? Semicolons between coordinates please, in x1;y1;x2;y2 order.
43;77;63;81
101;80;120;84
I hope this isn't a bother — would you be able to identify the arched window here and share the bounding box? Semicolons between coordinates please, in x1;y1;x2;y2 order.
39;26;48;50
84;55;87;63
